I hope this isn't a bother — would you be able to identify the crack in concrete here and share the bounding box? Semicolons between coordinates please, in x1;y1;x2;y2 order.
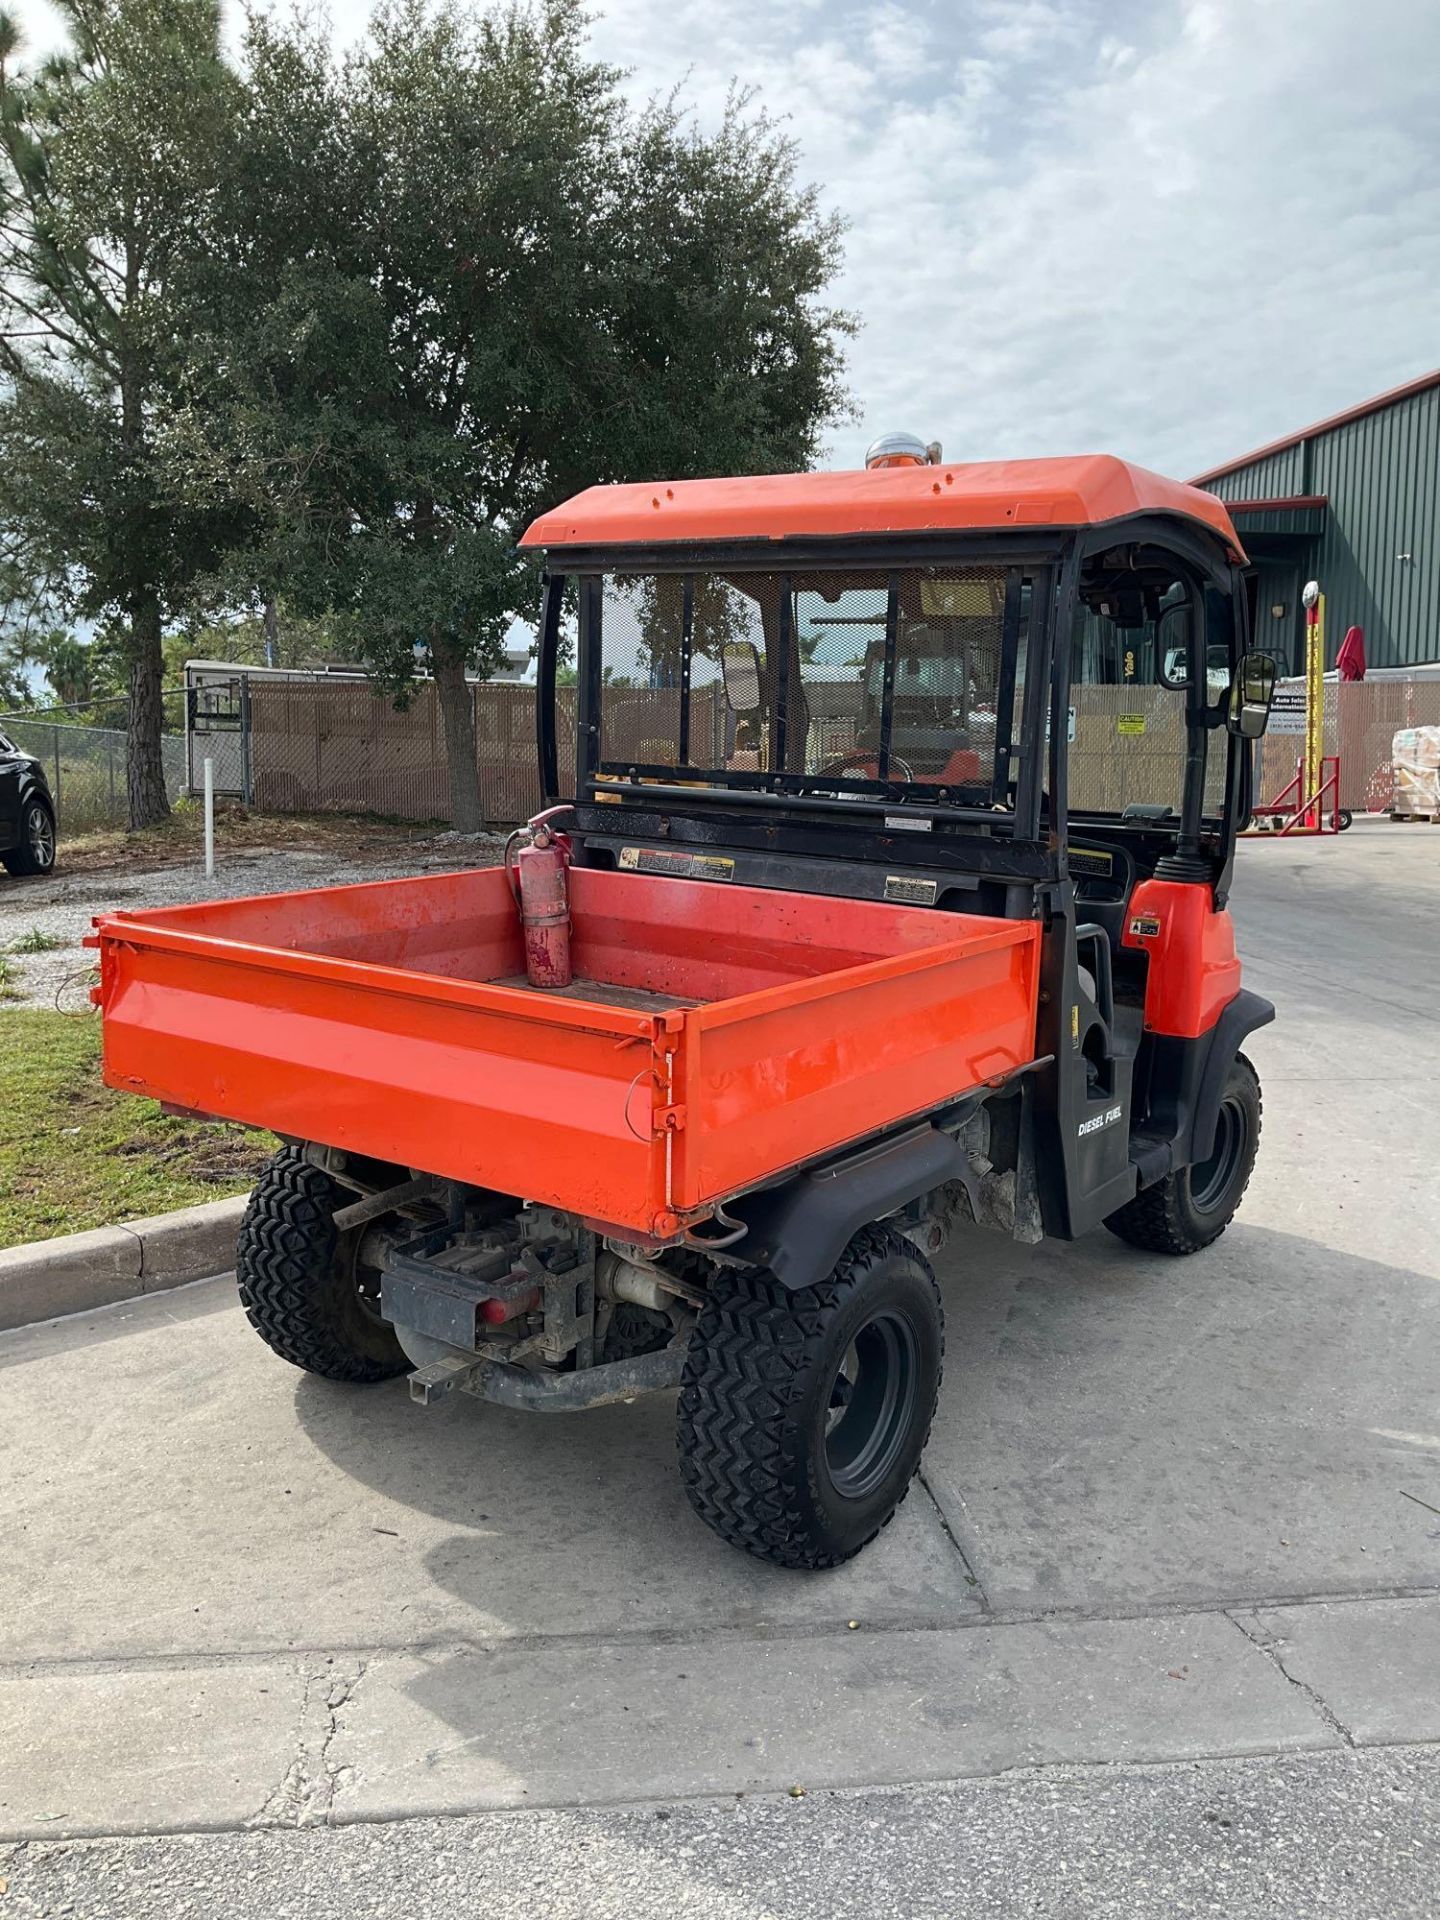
245;1664;315;1830
308;1657;368;1825
1227;1610;1358;1748
916;1469;991;1610
244;1656;368;1831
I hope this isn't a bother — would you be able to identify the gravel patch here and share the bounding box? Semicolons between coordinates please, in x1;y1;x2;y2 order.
1;1746;1436;1920
0;832;506;1011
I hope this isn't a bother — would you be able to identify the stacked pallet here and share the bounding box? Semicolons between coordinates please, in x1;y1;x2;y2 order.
1391;726;1440;821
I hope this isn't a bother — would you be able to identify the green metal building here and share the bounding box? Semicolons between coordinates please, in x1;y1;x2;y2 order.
1191;369;1440;674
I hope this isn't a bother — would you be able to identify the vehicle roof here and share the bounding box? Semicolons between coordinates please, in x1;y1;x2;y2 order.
519;455;1246;562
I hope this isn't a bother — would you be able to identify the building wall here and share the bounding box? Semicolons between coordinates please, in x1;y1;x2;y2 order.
1203;383;1440;670
1205;445;1307;501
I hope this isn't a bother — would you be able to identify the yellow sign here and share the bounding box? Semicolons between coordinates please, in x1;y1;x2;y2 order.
619;848;734;881
920;577;1001;618
1117;715;1146;736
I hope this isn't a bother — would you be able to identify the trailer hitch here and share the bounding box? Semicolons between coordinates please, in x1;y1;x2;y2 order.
408;1335;690;1412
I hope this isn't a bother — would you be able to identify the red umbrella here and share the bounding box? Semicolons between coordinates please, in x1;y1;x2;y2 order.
1337;625;1367;681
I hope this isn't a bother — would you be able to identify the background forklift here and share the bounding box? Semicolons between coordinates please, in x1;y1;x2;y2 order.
95;439;1277;1570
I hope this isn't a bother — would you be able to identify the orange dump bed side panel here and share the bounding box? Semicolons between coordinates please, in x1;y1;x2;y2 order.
673;922;1041;1212
96;867;1042;1238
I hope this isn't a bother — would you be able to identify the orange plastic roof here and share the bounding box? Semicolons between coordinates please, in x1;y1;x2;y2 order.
520;455;1246;561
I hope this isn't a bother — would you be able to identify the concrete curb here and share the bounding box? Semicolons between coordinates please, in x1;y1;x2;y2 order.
0;1194;246;1331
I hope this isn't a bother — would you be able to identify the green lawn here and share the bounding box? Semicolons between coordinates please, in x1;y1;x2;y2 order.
0;1010;275;1249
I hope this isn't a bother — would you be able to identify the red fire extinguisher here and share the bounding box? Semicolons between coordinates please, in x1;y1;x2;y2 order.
505;806;573;989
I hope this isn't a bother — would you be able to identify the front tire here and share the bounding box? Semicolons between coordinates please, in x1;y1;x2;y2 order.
676;1224;944;1569
2;798;56;876
1105;1052;1262;1255
236;1146;408;1382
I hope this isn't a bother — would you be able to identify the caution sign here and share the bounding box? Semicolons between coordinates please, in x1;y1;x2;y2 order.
619;847;734;881
1117;715;1147;736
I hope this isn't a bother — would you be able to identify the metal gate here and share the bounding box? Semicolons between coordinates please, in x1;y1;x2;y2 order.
186;674;252;801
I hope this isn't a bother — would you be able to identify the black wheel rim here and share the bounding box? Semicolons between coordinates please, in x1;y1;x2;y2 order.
27;805;54;868
1192;1100;1245;1212
824;1309;920;1500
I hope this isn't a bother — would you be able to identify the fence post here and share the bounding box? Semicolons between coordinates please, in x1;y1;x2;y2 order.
52;726;61;819
204;756;215;877
240;673;253;806
473;679;483;825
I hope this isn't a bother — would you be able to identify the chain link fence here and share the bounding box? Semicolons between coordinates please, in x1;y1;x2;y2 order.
4;699;188;833
243;669;1440;827
10;668;1439;837
232;674;571;825
1255;677;1440;813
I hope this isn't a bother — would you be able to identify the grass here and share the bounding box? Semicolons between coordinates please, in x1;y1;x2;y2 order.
0;1009;277;1249
6;927;65;954
0;955;17;1001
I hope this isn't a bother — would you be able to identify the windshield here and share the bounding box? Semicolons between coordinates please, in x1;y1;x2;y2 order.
589;562;1031;807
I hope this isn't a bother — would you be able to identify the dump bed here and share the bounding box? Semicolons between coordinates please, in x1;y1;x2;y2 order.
94;867;1041;1239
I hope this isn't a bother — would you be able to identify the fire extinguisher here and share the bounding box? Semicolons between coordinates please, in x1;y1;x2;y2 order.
505;806;574;989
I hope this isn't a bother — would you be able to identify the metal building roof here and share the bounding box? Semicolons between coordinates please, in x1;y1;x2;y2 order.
1190;369;1440;486
520;455;1245;559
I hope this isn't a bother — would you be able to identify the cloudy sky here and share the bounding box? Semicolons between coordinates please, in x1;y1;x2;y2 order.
18;0;1440;479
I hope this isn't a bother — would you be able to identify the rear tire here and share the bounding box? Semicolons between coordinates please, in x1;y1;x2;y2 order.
2;798;56;876
1105;1053;1262;1255
675;1224;943;1569
236;1146;408;1382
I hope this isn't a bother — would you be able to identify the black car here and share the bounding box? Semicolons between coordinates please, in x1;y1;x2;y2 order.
0;728;57;875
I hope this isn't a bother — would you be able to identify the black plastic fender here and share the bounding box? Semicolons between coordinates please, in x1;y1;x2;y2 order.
1192;988;1275;1161
722;1122;967;1293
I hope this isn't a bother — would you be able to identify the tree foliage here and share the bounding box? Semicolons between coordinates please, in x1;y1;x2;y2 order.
0;0;852;831
0;0;251;823
210;0;852;829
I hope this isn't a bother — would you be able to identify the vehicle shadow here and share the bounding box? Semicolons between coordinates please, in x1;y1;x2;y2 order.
292;1213;1440;1638
290;1214;1439;1808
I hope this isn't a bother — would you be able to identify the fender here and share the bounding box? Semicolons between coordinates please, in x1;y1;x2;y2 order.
1192;987;1274;1162
723;1122;968;1293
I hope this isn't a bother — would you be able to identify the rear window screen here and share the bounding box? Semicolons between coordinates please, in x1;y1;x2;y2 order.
594;565;1021;806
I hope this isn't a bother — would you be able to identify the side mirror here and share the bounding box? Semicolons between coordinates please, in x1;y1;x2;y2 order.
1227;650;1277;739
1156;600;1193;689
721;640;763;715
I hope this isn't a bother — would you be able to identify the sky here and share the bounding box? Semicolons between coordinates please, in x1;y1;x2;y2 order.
14;0;1440;481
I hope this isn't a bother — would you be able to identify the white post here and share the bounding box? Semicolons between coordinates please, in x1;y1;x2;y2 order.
203;755;215;878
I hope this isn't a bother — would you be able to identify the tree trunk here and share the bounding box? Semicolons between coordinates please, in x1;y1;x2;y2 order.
432;647;484;833
127;593;170;829
263;595;279;668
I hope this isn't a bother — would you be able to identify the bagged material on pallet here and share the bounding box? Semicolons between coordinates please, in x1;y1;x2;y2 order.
1392;726;1440;817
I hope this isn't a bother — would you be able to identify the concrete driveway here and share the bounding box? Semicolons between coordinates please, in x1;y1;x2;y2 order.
1;823;1437;1914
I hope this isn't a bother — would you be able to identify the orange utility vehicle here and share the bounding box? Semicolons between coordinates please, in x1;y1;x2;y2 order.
95;443;1278;1568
